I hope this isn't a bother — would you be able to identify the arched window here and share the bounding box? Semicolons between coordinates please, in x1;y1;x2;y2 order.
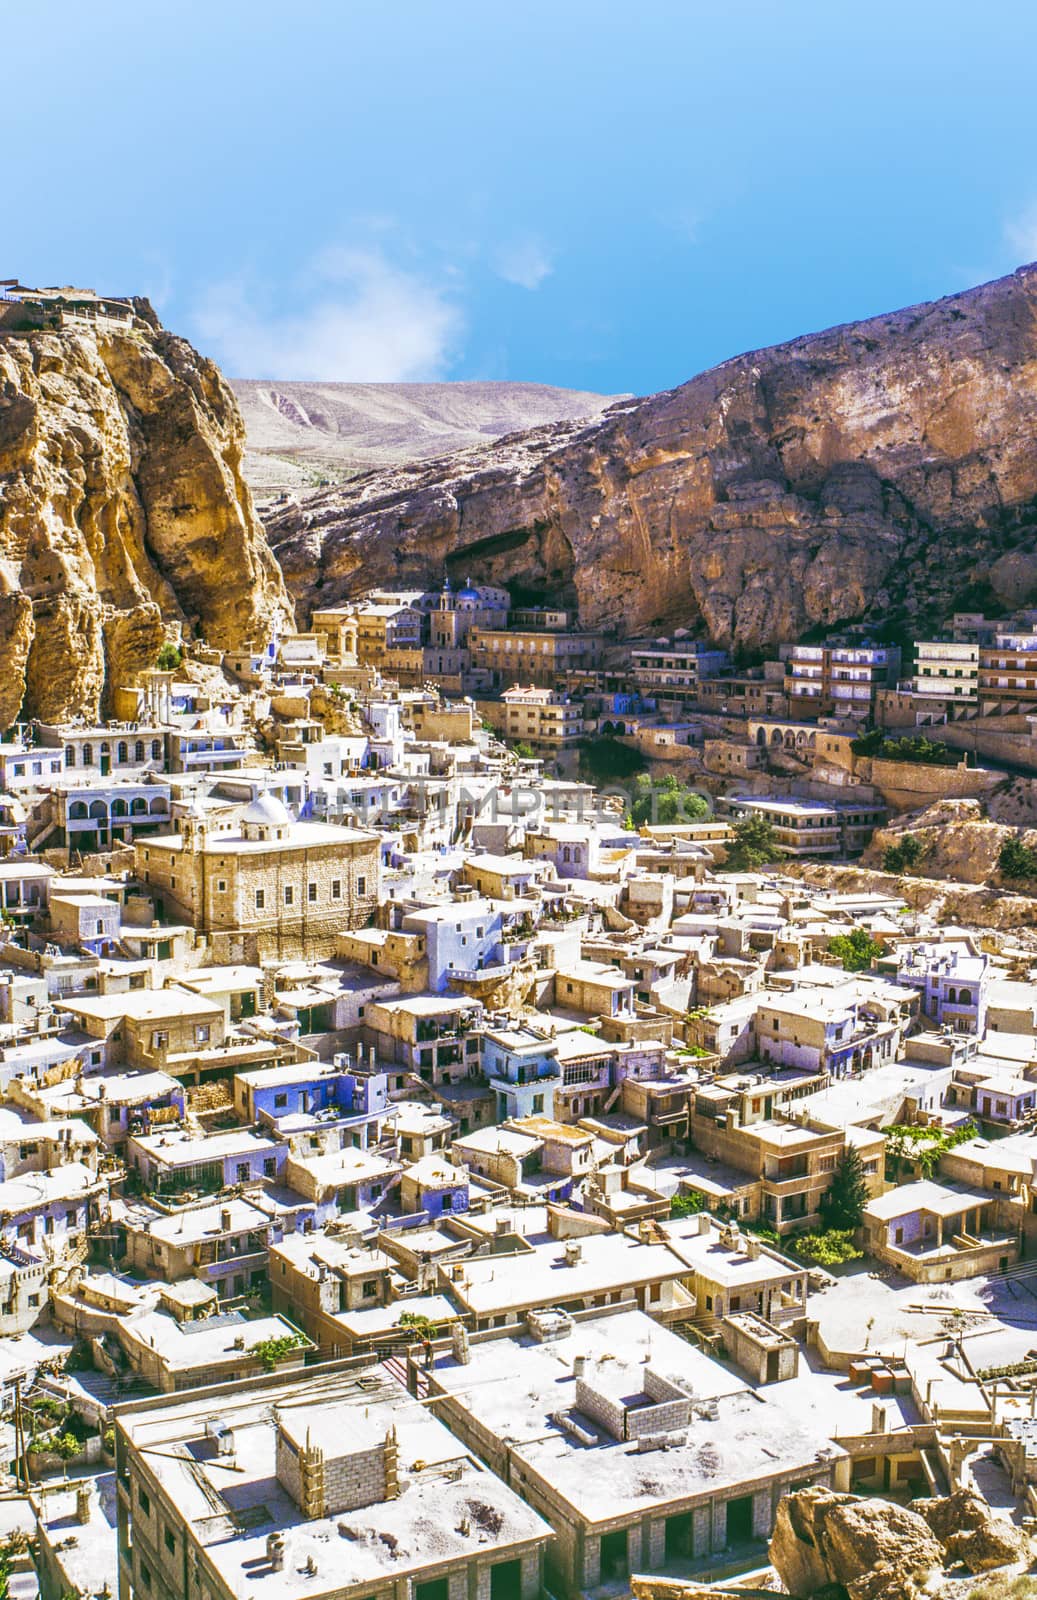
946;987;957;1004
111;799;128;818
134;741;145;762
117;742;128;764
69;802;88;821
151;740;162;762
562;846;571;864
958;988;972;1006
130;798;147;815
82;744;93;766
88;800;108;820
149;797;168;814
65;746;75;768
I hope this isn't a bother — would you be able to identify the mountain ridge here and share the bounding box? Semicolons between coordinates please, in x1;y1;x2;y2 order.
230;378;622;498
263;264;1037;653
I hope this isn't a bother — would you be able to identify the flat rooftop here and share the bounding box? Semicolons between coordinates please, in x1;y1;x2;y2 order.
429;1309;843;1524
120;1369;549;1595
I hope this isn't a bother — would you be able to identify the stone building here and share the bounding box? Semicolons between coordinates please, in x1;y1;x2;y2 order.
427;1308;845;1595
116;1365;552;1600
135;792;380;958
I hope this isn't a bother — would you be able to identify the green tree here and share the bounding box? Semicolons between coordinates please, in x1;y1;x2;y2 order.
156;641;183;671
397;1311;439;1341
512;741;536;761
828;926;882;972
628;773;711;828
670;1191;706;1218
248;1333;304;1370
789;1229;863;1266
883;834;923;874
723;812;782;871
999;835;1037;880
823;1144;869;1231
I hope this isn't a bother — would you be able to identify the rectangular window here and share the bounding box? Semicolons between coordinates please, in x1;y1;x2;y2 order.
284;885;294;906
308;881;317;902
195;1024;210;1044
357;875;367;896
331;879;342;899
255;889;265;910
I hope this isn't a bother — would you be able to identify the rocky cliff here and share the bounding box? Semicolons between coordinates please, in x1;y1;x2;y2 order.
266;264;1037;652
0;302;290;725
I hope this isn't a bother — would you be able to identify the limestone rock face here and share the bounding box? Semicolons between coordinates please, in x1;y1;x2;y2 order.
913;1489;1032;1573
0;301;291;723
770;1487;943;1600
267;265;1037;653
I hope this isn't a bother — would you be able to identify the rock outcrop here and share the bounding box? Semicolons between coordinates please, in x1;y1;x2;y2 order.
770;1487;943;1600
913;1489;1033;1573
267;264;1037;653
770;1485;1033;1600
0;301;290;724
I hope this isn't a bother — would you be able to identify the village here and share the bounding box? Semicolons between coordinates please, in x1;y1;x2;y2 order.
2;578;1037;1600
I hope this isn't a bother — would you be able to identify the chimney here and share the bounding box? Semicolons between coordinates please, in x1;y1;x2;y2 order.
267;1533;287;1572
563;1241;582;1266
871;1401;889;1435
696;1213;711;1235
573;1355;586;1378
76;1485;91;1525
451;1323;471;1365
221;1207;232;1231
746;1237;760;1261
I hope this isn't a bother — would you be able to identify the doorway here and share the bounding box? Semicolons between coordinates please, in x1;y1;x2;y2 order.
664;1510;694;1559
727;1495;754;1544
600;1529;628;1579
490;1559;522;1600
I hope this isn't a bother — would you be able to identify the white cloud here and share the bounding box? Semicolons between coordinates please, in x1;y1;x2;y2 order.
191;249;462;381
1005;206;1037;265
493;236;554;290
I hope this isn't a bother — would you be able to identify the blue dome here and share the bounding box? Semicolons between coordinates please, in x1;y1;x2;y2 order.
457;577;480;601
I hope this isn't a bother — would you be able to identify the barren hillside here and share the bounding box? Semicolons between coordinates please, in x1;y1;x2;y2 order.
231;379;621;498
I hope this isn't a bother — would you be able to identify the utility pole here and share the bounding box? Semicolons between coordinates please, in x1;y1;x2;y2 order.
13;1374;27;1491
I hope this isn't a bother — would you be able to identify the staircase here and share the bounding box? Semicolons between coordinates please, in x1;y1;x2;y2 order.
381;1353;430;1398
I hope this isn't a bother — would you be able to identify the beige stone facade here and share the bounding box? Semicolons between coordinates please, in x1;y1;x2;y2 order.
135;793;380;959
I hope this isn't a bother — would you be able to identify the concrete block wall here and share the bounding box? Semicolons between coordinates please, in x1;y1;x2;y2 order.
711;1499;727;1551
575;1376;626;1441
643;1369;686;1405
324;1442;387;1512
275;1427;387;1514
625;1397;693;1437
753;1490;771;1539
520;1551;540;1600
646;1516;666;1567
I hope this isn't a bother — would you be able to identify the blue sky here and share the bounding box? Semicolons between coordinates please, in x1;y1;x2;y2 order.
6;0;1037;396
